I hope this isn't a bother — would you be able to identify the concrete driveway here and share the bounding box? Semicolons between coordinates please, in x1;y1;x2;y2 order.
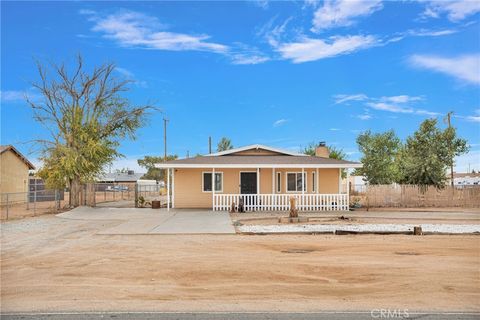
58;207;235;235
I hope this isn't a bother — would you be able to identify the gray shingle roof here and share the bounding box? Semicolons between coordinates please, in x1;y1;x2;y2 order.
155;155;362;168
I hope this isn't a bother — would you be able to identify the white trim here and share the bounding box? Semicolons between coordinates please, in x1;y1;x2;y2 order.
316;168;319;194
209;144;306;157
172;168;175;208
202;171;223;193
239;171;258;194
285;171;307;193
167;168;170;211
155;163;362;169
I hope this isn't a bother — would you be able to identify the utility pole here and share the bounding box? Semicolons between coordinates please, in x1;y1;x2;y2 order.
186;150;190;158
163;117;169;161
445;111;454;186
208;136;212;154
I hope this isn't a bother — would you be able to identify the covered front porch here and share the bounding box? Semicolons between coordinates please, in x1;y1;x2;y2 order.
164;166;353;212
213;193;349;211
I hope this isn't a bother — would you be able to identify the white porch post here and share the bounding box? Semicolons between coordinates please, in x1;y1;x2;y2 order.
346;169;350;209
212;168;215;211
301;168;305;194
338;168;342;193
167;168;170;211
272;168;275;193
172;168;175;208
316;168;319;194
257;168;260;195
272;167;275;210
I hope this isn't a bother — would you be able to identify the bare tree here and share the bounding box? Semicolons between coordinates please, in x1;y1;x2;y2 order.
27;55;154;207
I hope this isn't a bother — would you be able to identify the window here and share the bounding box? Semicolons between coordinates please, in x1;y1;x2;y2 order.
276;172;281;193
286;172;306;192
202;172;223;192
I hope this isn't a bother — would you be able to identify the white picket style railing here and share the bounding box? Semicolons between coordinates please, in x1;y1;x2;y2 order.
213;193;348;212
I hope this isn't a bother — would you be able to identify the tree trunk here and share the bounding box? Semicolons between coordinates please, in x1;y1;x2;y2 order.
70;177;82;207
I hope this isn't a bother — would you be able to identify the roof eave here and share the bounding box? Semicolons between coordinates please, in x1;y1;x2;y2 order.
155;163;363;169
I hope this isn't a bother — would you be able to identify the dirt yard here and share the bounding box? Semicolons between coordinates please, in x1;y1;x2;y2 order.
1;214;479;313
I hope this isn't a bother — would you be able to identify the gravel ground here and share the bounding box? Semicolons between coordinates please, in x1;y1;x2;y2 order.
238;223;480;234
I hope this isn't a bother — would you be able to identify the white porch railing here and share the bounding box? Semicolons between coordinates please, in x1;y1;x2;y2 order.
213;194;349;212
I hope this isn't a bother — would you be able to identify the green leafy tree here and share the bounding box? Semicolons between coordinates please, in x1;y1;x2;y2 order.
217;137;233;152
137;155;178;181
355;130;401;184
28;55;153;207
302;143;348;178
301;142;318;156
397;119;468;190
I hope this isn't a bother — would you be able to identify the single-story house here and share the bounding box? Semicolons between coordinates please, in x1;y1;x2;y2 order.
0;145;35;203
96;170;145;191
155;144;362;211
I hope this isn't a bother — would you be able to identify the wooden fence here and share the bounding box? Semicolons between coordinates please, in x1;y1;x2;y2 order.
350;184;480;208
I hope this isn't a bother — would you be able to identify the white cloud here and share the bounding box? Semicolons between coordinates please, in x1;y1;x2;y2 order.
273;119;288;127
357;114;372;120
334;93;368;104
115;67;148;87
84;9;228;53
1;90;25;102
1;90;41;103
422;1;480;22
380;95;424;103
407;28;458;37
367;102;415;114
229;44;270;65
83;9;270;65
409;54;480;85
337;93;439;117
312;0;383;32
276;34;378;63
456;109;480;123
329;128;340;131
252;0;269;9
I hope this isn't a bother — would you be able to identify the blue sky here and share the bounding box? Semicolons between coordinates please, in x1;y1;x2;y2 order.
1;0;479;173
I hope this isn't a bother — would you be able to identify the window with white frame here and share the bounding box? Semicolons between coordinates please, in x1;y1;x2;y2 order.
312;171;316;192
286;172;306;192
202;172;223;192
276;172;281;193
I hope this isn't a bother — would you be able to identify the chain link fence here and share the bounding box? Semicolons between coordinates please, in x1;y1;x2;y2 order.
0;189;66;220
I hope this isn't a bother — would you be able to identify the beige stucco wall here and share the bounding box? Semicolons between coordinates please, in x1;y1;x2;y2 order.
173;167;340;208
0;150;30;195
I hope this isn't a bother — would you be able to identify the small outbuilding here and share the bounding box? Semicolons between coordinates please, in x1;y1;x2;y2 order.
0;145;35;195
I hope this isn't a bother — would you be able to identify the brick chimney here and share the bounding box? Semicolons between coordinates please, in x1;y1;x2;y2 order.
315;141;330;158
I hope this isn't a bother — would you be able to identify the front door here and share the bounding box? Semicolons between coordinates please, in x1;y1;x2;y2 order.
240;172;257;194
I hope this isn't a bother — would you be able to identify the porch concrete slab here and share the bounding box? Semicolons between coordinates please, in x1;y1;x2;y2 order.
57;206;173;221
150;210;236;234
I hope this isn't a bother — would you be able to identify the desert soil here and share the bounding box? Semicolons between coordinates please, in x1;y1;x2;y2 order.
1;214;479;313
